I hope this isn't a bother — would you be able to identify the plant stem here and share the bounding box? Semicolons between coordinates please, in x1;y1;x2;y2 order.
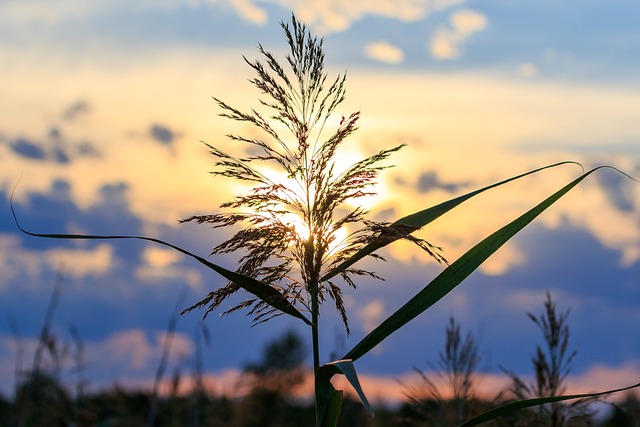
311;278;320;426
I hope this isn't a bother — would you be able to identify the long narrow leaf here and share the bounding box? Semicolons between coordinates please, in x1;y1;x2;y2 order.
10;194;312;326
344;166;608;362
459;381;640;426
321;161;581;282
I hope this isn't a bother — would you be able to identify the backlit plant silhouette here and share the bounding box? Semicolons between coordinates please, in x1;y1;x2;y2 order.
178;15;445;380
13;13;640;427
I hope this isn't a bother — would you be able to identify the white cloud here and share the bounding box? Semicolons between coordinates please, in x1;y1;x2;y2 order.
429;9;487;60
228;0;268;25
44;244;114;278
357;299;385;333
0;0;468;36
450;8;487;35
86;329;193;372
135;246;203;289
135;264;204;290
239;0;467;34
143;246;182;269
0;236;114;288
480;242;525;276
364;40;405;64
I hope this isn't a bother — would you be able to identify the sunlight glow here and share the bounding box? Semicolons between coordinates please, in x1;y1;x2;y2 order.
280;211;311;241
260;162;353;255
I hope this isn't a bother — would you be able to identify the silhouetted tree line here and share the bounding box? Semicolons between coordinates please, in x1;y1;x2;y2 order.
3;286;639;426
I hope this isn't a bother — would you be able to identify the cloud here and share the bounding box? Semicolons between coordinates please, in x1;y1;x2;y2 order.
10;138;47;160
357;299;385;333
222;0;469;34
0;234;115;288
479;242;525;276
229;0;268;25
0;0;466;37
134;246;203;290
9;136;71;164
6;128;99;164
415;171;468;193
4;179;143;255
149;123;178;145
62;100;91;122
547;175;640;267
430;9;487;59
86;329;193;375
596;169;636;213
76;141;101;158
518;62;538;78
143;246;182;268
44;244;114;278
364;41;404;64
52;146;71;164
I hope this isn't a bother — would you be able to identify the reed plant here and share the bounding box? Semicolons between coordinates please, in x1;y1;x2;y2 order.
12;13;639;427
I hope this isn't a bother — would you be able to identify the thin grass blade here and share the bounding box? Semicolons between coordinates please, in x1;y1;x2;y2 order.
10;196;312;325
459;381;640;426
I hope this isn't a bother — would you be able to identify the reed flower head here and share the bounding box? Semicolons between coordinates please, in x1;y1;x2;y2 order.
182;14;444;333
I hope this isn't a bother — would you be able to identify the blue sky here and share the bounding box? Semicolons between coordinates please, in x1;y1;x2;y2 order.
1;0;639;403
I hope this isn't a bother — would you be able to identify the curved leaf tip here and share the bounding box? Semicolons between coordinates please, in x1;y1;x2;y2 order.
316;359;374;423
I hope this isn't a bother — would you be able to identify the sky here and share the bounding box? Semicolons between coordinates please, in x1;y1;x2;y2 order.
1;0;640;406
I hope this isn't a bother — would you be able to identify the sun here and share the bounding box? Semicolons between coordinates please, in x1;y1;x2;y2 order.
279;211;311;242
258;163;354;256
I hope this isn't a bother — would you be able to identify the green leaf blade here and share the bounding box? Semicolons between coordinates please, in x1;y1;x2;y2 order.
344;166;601;362
459;381;640;426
